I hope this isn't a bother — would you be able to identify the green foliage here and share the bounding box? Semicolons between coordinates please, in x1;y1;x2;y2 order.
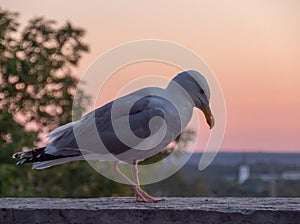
0;8;132;198
0;161;131;197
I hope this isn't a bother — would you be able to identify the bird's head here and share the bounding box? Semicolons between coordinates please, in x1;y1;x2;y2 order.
171;70;215;129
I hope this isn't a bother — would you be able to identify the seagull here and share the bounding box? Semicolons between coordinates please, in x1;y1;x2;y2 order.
13;70;214;203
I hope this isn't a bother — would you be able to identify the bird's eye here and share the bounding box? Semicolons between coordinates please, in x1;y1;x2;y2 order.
200;89;204;94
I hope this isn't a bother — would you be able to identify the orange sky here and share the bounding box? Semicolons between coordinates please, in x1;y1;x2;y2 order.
1;0;300;152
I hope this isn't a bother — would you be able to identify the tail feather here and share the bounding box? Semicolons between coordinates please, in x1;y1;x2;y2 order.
13;147;47;165
12;147;82;168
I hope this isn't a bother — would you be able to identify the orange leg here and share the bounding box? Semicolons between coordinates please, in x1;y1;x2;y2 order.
113;162;164;203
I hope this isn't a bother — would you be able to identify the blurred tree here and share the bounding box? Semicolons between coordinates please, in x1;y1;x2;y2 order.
0;9;35;163
0;8;132;197
0;8;89;154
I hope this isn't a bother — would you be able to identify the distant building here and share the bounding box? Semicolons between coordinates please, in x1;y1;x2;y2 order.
238;153;250;184
238;165;250;184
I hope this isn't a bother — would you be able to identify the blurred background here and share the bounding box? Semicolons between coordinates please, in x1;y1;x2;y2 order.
0;1;299;197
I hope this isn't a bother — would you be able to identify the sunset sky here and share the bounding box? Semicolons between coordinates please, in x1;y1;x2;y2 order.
2;0;300;152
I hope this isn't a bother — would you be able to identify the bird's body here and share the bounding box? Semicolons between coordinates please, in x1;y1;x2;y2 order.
13;70;214;202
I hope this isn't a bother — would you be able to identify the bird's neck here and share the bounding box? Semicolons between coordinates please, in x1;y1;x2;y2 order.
166;82;194;107
165;82;194;127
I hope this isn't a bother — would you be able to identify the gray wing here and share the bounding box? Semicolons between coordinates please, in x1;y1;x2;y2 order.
45;89;171;158
95;95;168;155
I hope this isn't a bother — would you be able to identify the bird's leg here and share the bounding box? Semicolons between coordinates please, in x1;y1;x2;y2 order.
112;162;163;203
131;161;142;201
113;162;135;186
132;161;164;203
113;162;149;202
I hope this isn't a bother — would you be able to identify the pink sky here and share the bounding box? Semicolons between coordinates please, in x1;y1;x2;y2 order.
2;0;300;152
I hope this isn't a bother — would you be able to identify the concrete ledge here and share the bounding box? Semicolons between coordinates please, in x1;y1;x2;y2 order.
0;197;299;224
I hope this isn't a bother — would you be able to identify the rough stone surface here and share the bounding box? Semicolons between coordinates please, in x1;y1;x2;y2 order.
0;197;299;224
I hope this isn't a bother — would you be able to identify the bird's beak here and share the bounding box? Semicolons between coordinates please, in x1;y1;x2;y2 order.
201;105;215;129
